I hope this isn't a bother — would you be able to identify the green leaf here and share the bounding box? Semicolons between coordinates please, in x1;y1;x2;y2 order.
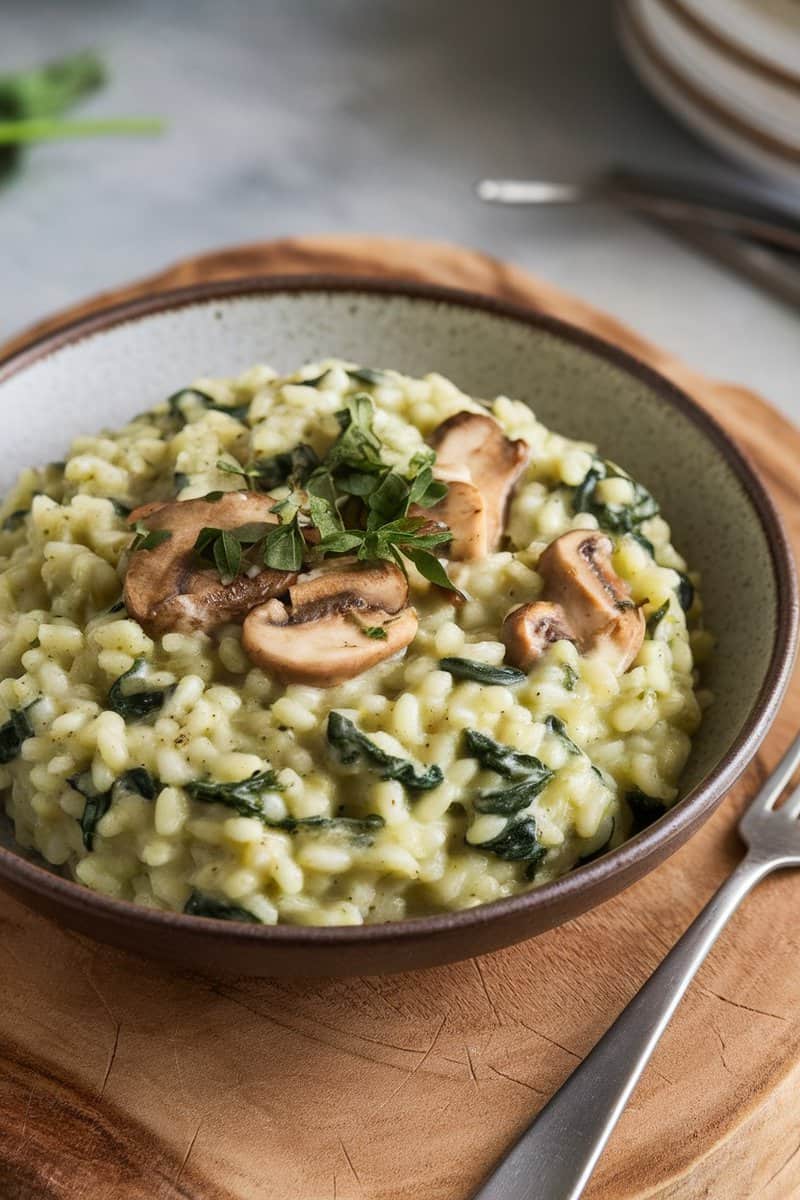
473;778;552;816
562;664;578;692
117;768;160;800
183;891;261;923
366;471;410;529
626;789;666;834
407;465;447;509
213;529;242;584
309;493;343;539
327;711;443;791
646;599;670;636
572;458;659;535
69;771;112;851
326;395;383;473
317;531;364;555
246;444;320;491
474;817;547;867
347;367;385;387
230;522;273;545
130;521;172;553
401;546;461;594
439;658;526;686
186;770;282;818
262;513;305;572
0;704;36;765
676;572;695;613
361;625;388;640
544;714;582;755
265;813;385;845
0;51;104;122
108;659;172;723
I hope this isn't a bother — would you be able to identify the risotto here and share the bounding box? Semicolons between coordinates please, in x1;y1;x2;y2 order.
0;360;711;926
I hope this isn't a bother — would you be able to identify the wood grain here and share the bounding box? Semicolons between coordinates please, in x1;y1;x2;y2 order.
1;235;799;1200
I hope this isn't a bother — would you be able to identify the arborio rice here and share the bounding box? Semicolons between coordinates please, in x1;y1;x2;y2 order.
0;360;712;926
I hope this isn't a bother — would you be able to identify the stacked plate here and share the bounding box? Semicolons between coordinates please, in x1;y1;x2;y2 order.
618;0;800;190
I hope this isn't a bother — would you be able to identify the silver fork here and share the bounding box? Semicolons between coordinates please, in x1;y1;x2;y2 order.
471;732;800;1200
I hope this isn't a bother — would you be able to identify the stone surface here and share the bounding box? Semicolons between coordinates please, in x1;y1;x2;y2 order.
1;0;799;419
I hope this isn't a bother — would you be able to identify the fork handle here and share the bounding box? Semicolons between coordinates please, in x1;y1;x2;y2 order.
470;853;774;1200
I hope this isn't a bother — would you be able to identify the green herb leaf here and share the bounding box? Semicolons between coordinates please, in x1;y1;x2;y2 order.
68;771;112;851
108;659;172;723
186;770;282;818
117;768;160;800
316;531;364;556
0;704;36;764
562;664;578;692
262;513;305;572
626;789;667;834
646;599;670;636
183;890;261;923
543;714;582;755
573;459;659;535
676;572;695;613
213;529;242;584
361;625;388;640
130;521;172;553
401;546;461;594
169;388;250;428
242;444;320;491
407;465;447;509
265;813;385;845
464;729;550;779
439;658;526;686
475;818;548;870
327;711;443;791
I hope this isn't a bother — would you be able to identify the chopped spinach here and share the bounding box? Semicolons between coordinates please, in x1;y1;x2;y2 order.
572;459;659;535
439;658;526;686
544;714;581;756
107;659;172;722
183;890;261;923
347;367;385;387
676;572;695;613
68;771;112;851
267;813;385;844
463;729;550;781
129;521;172;553
562;664;578;692
626;789;667;833
646;599;670;636
327;711;443;791
473;778;551;816
464;729;554;816
117;768;160;800
167;387;250;427
186;770;282;818
1;509;28;531
475;817;548;877
0;704;36;764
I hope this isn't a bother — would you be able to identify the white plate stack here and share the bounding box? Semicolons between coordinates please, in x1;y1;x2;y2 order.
618;0;800;190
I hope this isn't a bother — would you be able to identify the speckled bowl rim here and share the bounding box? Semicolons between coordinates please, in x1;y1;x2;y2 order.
0;275;796;951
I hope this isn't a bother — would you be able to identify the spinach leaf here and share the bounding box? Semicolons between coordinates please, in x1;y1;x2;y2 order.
360;624;388;640
183;890;261;923
168;388;250;427
231;444;320;492
626;789;667;834
267;813;385;844
646;599;670;636
463;729;550;780
2;509;28;531
676;572;695;613
117;768;160;800
439;658;526;686
107;659;172;723
186;770;282;818
562;664;578;692
544;714;581;756
130;521;172;553
68;771;112;851
475;817;547;870
0;704;36;764
327;711;443;791
347;367;385;387
572;459;659;535
473;778;552;816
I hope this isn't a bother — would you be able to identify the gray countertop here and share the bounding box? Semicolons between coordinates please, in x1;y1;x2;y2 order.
3;0;798;420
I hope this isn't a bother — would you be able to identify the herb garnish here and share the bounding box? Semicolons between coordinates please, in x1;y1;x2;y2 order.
626;789;667;833
0;704;36;764
464;729;554;816
562;664;578;692
107;659;172;722
130;521;172;553
439;658;526;686
573;458;659;535
267;813;385;844
327;711;443;791
646;599;670;636
186;770;282;818
183;891;261;923
167;388;250;427
676;572;695;613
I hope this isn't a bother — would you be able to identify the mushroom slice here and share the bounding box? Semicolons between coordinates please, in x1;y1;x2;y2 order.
411;481;488;562
124;492;297;636
537;530;645;672
429;412;529;550
289;559;408;614
242;599;418;687
502;601;577;671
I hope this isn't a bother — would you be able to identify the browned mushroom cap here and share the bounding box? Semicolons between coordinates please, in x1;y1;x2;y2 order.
289;559;408;613
537;530;645;672
410;481;488;561
502;601;577;671
429;412;529;550
123;493;298;636
242;594;418;687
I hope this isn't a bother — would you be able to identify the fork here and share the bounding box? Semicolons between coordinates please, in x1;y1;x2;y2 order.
471;731;800;1200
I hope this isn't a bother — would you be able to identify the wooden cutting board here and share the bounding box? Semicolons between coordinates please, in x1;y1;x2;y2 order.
1;236;799;1200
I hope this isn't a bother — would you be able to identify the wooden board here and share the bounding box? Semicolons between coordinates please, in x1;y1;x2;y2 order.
1;235;799;1200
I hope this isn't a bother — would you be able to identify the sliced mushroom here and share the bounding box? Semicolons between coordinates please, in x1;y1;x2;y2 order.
429;412;529;551
410;481;488;561
536;530;645;672
289;559;408;613
124;492;297;636
243;578;417;687
502;601;577;671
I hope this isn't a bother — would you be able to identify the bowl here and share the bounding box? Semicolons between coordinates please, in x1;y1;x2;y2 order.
0;277;795;976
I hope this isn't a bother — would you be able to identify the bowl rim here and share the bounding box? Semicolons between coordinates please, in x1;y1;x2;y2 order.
0;273;796;948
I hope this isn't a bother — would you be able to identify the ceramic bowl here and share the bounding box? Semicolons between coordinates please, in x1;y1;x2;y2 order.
0;278;795;976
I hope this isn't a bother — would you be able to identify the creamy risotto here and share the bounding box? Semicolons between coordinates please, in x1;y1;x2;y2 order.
0;361;711;926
